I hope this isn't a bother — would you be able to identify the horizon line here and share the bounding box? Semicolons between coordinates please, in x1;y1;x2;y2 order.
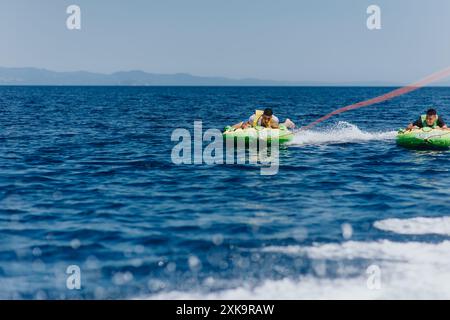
2;66;450;87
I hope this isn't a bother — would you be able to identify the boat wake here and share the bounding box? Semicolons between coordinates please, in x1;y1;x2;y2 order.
289;121;397;146
374;216;450;236
144;216;450;300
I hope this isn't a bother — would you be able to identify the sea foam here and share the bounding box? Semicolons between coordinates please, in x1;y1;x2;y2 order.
145;237;450;300
374;216;450;236
289;121;397;146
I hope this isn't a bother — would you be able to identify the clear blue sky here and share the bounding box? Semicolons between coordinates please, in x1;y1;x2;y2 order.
2;0;450;83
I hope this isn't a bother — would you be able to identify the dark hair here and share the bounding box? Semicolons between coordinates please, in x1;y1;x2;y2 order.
426;108;437;116
263;108;273;116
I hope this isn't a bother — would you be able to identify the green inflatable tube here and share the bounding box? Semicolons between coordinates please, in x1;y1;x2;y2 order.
223;124;294;145
397;127;450;149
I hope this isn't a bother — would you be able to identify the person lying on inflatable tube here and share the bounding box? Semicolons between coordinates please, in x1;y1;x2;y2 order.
230;108;296;130
406;108;449;131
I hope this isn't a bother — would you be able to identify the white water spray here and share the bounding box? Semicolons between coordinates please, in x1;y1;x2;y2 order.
289;122;397;146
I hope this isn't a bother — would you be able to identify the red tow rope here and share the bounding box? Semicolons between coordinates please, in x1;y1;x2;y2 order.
300;66;450;131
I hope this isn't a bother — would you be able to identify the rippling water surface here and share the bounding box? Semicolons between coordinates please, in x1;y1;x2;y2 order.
0;86;449;299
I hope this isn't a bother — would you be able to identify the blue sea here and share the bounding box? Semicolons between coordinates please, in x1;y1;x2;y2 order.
1;86;449;299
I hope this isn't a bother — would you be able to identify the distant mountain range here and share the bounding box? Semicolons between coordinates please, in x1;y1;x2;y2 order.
0;66;444;86
0;67;294;86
